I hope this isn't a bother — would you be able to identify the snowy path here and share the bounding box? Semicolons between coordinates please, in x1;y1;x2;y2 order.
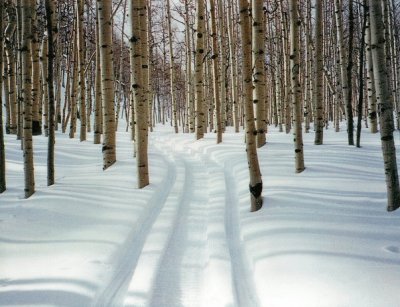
2;124;400;307
123;135;255;307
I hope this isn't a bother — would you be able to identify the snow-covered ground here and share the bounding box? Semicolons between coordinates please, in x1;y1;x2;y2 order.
0;123;399;307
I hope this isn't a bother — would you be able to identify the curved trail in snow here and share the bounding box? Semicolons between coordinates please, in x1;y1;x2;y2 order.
95;134;260;307
92;152;178;307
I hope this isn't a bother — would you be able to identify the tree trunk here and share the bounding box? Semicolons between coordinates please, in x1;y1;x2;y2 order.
0;0;6;193
45;0;57;186
210;0;222;143
252;0;267;147
31;5;42;136
166;0;179;134
94;2;102;144
98;0;116;170
76;0;86;141
194;0;206;140
289;0;305;173
239;0;263;211
21;0;35;198
313;0;324;144
130;0;150;188
369;0;400;211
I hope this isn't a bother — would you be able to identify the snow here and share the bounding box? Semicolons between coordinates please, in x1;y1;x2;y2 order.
1;122;400;307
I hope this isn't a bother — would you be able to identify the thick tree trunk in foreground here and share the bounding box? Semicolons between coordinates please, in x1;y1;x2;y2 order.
239;0;263;211
369;0;400;212
98;0;116;170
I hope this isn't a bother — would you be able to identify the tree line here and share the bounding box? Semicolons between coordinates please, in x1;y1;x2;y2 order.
0;0;399;212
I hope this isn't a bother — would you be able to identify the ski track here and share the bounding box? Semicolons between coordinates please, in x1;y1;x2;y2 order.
92;151;177;307
97;134;260;306
148;139;208;307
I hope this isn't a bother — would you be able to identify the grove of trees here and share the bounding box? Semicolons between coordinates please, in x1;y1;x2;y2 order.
1;0;400;212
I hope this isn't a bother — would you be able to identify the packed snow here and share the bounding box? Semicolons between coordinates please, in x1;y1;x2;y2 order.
1;122;400;307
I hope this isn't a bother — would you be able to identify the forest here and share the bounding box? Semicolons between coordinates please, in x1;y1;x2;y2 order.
1;0;400;306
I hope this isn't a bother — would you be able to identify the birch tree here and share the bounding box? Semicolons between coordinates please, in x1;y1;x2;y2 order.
195;0;206;140
0;0;5;193
130;0;150;188
369;0;400;212
239;0;263;211
21;0;35;197
252;0;267;147
289;0;305;172
98;0;116;170
313;0;324;144
76;0;86;141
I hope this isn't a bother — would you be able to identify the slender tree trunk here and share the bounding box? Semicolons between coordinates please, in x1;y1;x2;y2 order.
369;0;400;211
227;1;239;133
289;0;305;173
365;12;378;133
195;0;205;140
76;0;86;141
314;0;324;144
0;0;6;193
252;0;266;147
130;0;150;188
98;0;116;170
41;36;49;136
21;0;35;198
166;0;179;133
335;0;354;145
45;0;56;186
94;3;102;144
356;1;367;148
31;4;42;136
239;0;263;211
4;5;17;135
210;0;222;143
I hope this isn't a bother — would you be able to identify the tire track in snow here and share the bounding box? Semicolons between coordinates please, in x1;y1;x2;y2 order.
92;152;178;307
149;147;208;307
223;156;261;307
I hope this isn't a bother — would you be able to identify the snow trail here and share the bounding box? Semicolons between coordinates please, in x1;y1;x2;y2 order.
92;152;178;306
149;143;209;307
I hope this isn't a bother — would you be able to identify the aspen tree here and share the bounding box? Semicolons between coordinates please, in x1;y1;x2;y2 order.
45;0;57;186
21;0;35;197
227;1;239;133
239;0;263;211
76;0;86;141
335;0;354;145
365;12;378;133
195;0;206;140
217;0;227;131
289;0;305;173
369;0;400;212
94;2;102;144
210;0;222;143
98;0;117;170
31;5;42;136
41;36;49;136
4;3;17;135
184;0;195;133
166;0;179;133
69;41;78;139
130;0;150;188
252;0;266;147
0;0;5;193
313;0;324;144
